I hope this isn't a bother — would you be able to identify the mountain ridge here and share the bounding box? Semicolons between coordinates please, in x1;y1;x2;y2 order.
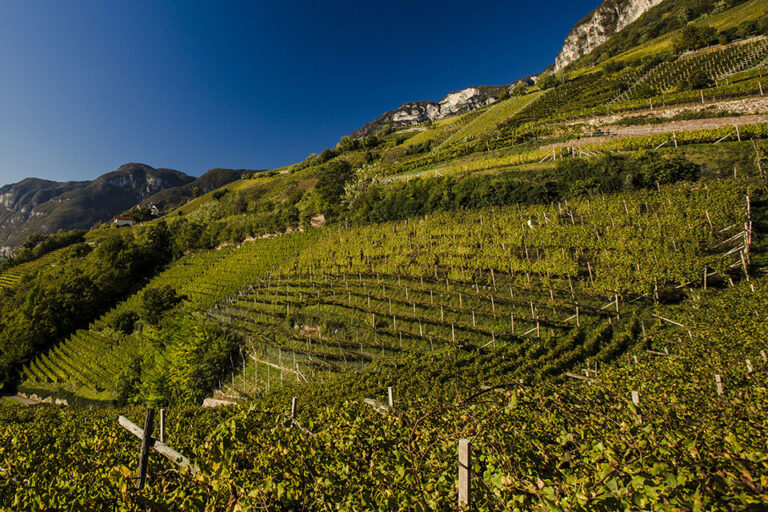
554;0;665;71
0;163;194;252
351;85;510;139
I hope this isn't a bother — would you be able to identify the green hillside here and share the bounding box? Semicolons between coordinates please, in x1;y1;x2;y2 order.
2;0;768;509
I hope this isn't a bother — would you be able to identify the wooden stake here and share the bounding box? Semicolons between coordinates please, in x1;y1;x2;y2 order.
631;391;640;406
458;439;471;509
291;397;297;419
754;140;764;182
741;251;750;281
715;374;723;396
135;408;155;490
746;360;753;375
119;416;198;475
159;409;165;444
387;387;394;409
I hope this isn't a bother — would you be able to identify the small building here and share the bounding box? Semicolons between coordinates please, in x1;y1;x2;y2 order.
151;205;160;217
113;215;136;227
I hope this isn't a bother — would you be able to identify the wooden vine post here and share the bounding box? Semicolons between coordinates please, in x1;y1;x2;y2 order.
458;439;471;509
119;414;199;478
159;409;165;444
136;408;155;489
631;391;641;424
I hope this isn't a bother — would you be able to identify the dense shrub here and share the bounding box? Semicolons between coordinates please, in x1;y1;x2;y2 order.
140;285;185;326
1;230;86;271
343;154;701;225
111;311;139;335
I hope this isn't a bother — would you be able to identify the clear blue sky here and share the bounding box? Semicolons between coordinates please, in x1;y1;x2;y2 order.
0;0;598;186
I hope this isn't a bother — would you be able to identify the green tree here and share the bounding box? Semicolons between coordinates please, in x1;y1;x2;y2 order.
141;286;184;326
111;311;139;335
362;135;380;149
337;136;359;152
315;160;355;214
536;73;558;90
231;193;248;215
685;70;714;90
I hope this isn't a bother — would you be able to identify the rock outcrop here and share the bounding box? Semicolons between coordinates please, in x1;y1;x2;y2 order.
351;85;507;138
554;0;665;72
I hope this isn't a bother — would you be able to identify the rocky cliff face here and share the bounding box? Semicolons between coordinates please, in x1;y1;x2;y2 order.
0;163;194;248
554;0;665;72
352;85;507;138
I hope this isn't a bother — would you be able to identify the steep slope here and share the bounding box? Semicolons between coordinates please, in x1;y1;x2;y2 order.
0;163;193;249
554;0;665;71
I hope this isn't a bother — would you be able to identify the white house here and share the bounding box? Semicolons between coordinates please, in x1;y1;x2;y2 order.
151;205;160;217
113;215;136;227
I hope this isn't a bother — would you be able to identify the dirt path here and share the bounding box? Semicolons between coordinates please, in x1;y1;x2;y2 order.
544;113;768;150
2;394;38;405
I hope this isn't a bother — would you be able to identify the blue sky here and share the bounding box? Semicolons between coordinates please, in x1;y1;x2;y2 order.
0;0;599;185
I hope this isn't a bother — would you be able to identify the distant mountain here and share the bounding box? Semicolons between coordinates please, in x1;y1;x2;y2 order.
0;163;194;251
136;168;247;213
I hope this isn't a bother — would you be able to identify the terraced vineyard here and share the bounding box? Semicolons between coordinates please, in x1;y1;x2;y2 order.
3;273;766;510
0;247;69;290
197;179;754;400
441;93;542;146
22;178;755;402
611;37;768;106
19;234;319;397
0;269;21;289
